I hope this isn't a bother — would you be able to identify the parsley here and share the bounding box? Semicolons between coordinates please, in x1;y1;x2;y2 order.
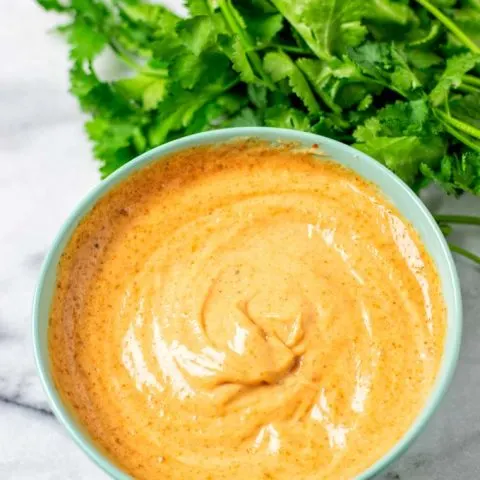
37;0;480;264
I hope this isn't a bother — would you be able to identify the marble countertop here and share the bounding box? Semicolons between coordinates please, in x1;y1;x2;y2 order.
1;2;479;479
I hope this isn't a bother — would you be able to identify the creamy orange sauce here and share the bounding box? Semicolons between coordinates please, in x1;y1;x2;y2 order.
50;141;445;479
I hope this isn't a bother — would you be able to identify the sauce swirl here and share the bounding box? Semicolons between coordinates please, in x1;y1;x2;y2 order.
50;141;445;479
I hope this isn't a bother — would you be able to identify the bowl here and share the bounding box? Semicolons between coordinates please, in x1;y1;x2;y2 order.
33;127;462;479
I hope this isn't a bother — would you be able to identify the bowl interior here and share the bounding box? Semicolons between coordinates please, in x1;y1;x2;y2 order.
33;127;462;479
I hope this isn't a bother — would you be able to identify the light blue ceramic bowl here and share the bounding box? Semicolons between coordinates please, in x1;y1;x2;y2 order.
33;127;462;479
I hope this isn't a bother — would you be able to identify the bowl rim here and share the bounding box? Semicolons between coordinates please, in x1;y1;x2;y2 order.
33;127;462;480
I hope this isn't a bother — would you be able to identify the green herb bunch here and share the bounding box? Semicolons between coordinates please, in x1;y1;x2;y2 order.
38;0;480;263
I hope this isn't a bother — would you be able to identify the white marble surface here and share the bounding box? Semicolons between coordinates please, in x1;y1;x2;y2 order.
1;1;479;479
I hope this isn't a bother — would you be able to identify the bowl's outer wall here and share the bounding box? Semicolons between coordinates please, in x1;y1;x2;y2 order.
33;127;462;480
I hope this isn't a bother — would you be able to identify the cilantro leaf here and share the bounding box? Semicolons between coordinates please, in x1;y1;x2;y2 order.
37;0;68;11
375;99;435;136
363;0;414;26
115;74;168;110
348;42;423;97
430;53;480;106
265;105;312;130
264;51;320;113
216;0;276;88
86;116;146;175
247;84;268;109
36;0;480;207
390;46;423;92
69;63;135;118
119;2;180;31
296;58;343;113
60;18;108;62
234;1;284;46
148;73;236;146
312;112;353;141
407;48;443;69
421;151;480;195
185;0;213;16
176;16;216;56
303;0;367;58
271;0;366;60
354;100;446;183
229;36;259;84
355;132;446;184
228;108;263;127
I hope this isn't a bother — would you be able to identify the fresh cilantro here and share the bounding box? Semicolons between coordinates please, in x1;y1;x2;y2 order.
115;74;168;110
348;42;423;97
227;107;263;127
265;105;311;130
421;151;480;195
270;0;367;60
36;0;480;263
353;102;447;184
264;50;321;113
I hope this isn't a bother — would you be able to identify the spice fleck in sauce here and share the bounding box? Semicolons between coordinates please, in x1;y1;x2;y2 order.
50;141;446;479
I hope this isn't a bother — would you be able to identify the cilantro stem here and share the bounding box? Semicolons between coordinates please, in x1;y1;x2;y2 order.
336;68;405;97
108;41;140;70
463;74;480;88
441;121;480;152
408;22;441;47
413;0;480;54
435;215;480;226
438;223;453;236
448;243;480;265
108;42;167;79
318;90;342;114
456;83;480;94
436;109;480;140
217;0;276;89
355;74;406;98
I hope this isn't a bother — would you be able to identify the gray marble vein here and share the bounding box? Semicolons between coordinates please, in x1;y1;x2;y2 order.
1;1;479;479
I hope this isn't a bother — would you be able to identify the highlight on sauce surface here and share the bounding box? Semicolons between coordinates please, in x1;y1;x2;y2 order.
49;140;446;479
